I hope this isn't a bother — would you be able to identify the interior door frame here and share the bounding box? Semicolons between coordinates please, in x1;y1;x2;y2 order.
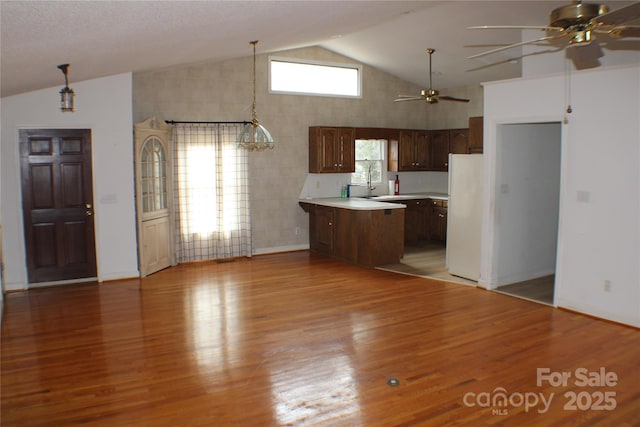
19;128;98;286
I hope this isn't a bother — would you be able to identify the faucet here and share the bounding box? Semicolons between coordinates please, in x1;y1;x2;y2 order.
366;162;376;198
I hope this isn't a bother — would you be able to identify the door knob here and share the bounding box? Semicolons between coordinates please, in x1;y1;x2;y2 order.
85;203;93;216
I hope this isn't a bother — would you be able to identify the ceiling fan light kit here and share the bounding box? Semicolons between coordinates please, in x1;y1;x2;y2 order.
468;1;640;58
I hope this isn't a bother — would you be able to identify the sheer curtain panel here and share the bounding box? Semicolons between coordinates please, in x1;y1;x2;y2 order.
173;124;252;262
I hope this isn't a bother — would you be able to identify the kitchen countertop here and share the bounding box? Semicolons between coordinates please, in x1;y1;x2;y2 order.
299;193;448;211
368;192;448;201
299;197;406;211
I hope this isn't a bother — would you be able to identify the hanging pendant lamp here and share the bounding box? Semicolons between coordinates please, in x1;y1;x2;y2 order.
237;40;274;151
57;64;75;112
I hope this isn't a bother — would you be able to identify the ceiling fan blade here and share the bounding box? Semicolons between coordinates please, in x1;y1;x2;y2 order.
396;94;423;98
439;96;470;103
607;26;640;38
468;33;568;59
469;25;563;32
394;97;425;102
593;2;640;26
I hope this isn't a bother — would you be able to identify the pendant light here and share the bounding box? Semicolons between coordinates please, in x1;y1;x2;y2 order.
57;64;75;112
237;41;274;151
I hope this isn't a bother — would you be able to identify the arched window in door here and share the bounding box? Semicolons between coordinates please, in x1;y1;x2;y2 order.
141;137;167;213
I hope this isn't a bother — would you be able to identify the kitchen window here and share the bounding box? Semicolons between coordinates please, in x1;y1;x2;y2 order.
269;57;361;98
351;139;386;186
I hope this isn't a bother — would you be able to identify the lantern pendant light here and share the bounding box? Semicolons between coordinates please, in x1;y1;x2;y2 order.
57;64;75;112
237;41;274;151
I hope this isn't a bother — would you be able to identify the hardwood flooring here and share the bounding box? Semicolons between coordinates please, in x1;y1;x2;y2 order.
2;251;639;426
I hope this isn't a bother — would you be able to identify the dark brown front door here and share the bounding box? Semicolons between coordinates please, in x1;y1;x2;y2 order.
20;129;97;283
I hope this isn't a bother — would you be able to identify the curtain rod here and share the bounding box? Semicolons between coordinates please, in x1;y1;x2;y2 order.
165;120;251;125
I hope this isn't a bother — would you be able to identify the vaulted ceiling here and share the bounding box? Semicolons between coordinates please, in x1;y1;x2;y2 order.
1;1;638;98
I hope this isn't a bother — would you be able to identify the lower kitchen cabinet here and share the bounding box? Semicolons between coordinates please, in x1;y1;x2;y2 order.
389;198;447;244
300;202;405;267
429;199;448;242
310;205;334;253
402;199;430;243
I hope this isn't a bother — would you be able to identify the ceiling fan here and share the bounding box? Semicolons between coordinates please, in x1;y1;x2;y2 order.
394;49;470;104
468;1;640;59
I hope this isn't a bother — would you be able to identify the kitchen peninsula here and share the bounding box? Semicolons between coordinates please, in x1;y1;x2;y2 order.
299;198;405;267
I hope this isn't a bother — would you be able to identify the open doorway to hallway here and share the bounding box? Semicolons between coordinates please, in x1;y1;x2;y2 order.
491;122;562;305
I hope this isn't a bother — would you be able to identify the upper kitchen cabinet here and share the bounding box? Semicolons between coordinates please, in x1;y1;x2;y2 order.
309;126;355;173
392;130;430;171
429;130;450;171
432;128;470;169
468;117;484;154
449;129;470;155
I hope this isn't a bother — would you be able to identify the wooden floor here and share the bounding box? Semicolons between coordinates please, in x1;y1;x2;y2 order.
2;251;639;426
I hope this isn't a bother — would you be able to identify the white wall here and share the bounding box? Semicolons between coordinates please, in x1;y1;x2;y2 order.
494;123;561;285
1;73;138;290
482;64;640;327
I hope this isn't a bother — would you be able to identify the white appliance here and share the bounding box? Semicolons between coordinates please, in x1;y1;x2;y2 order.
446;154;483;281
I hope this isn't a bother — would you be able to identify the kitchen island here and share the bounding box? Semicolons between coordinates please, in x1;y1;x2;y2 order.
299;198;406;267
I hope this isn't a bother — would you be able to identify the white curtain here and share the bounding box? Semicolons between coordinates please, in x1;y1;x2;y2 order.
173;124;252;262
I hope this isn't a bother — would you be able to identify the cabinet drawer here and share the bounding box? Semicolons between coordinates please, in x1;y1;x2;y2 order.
406;199;429;207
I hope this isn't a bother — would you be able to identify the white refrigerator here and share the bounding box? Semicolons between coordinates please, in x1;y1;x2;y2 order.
446;154;483;281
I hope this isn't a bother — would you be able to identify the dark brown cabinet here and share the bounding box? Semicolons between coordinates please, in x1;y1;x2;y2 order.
397;130;429;171
429;199;448;242
310;205;334;253
300;202;404;267
309;127;355;173
429;130;450;171
449;128;470;154
468;117;483;154
388;198;447;244
402;199;430;243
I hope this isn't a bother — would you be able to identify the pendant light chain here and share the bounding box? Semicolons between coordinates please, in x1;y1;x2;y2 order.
236;40;274;150
251;40;258;125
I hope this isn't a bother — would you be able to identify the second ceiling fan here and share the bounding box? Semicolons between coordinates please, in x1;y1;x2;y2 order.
395;48;470;104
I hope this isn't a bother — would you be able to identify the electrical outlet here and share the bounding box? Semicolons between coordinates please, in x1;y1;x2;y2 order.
604;280;612;292
295;226;301;236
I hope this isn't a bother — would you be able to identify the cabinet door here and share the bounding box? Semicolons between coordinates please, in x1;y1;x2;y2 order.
414;131;430;171
429;130;450;171
429;207;447;242
337;127;355;173
398;131;416;171
313;206;334;253
309;127;335;173
468;117;483;154
403;199;429;243
449;129;469;154
320;127;339;172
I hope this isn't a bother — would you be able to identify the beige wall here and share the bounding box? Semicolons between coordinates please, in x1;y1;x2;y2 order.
133;46;482;253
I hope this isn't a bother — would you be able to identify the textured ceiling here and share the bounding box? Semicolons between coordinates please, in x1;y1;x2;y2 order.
1;1;638;98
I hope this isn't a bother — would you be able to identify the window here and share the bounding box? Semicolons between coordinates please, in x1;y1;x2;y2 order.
352;139;386;186
173;124;252;262
269;57;361;98
140;137;167;213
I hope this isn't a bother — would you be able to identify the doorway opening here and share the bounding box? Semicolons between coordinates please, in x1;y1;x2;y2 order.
492;122;562;306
